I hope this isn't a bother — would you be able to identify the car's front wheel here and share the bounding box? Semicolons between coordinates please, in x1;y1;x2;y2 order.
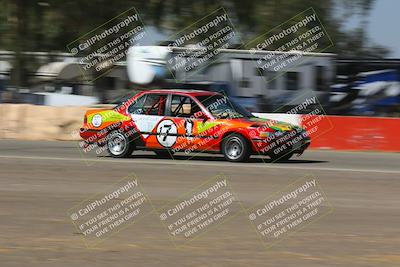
107;130;134;158
222;133;250;162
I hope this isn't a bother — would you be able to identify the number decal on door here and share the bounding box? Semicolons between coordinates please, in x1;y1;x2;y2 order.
184;119;194;141
156;119;177;147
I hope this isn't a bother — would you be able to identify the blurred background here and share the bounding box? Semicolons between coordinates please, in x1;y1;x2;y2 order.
0;3;400;266
0;0;399;117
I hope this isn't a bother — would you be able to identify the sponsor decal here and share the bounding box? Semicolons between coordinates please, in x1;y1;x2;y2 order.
92;114;103;127
184;119;194;140
270;123;292;132
196;121;222;134
88;110;131;125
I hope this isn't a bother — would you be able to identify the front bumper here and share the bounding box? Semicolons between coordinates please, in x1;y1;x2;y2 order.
251;130;311;155
292;138;311;155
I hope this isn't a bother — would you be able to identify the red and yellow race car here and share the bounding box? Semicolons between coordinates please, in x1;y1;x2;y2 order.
80;89;310;162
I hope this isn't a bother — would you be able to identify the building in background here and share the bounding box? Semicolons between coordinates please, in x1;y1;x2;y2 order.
126;46;335;112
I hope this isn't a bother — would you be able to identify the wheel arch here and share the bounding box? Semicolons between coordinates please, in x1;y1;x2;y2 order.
220;130;251;152
100;121;142;145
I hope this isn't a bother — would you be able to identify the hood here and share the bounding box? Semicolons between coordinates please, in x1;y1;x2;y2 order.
243;116;301;132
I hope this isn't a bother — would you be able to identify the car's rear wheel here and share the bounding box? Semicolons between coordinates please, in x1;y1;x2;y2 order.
107;130;134;158
222;133;250;162
154;150;174;158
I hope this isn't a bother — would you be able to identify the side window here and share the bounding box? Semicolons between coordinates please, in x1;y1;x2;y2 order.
170;95;201;117
128;95;146;114
143;94;167;115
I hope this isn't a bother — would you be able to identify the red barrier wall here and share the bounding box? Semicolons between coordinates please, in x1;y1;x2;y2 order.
302;115;400;152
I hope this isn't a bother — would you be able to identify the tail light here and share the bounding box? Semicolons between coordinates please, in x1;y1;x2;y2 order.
83;115;87;124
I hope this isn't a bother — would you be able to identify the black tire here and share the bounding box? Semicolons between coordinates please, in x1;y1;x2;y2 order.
221;133;251;162
269;152;294;162
106;130;135;158
154;150;174;158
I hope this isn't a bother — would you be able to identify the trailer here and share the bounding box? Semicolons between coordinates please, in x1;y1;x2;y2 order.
126;46;335;112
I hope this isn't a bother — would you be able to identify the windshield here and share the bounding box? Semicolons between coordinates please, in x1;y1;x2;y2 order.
196;95;253;119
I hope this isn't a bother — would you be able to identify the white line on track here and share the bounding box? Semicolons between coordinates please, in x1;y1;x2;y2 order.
0;154;399;174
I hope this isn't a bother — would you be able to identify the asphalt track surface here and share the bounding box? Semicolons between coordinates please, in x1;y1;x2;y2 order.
0;140;399;267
